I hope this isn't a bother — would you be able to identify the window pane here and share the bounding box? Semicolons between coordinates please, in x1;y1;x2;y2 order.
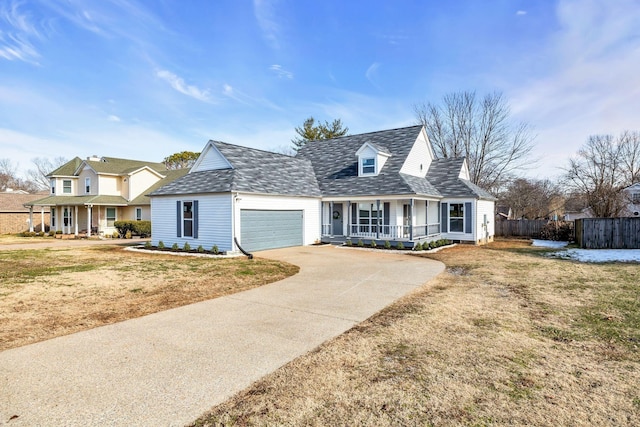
362;158;375;174
106;208;116;227
63;180;71;194
450;218;464;232
183;201;193;219
184;219;193;237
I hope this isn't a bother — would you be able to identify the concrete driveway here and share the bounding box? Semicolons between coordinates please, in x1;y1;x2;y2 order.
0;245;444;427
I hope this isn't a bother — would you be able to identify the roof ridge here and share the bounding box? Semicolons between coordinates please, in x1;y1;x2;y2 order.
212;140;300;160
310;124;423;142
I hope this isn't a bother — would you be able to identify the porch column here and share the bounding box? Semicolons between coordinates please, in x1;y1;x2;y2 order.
29;207;34;232
74;205;79;236
409;198;414;241
376;199;380;239
87;205;92;237
347;201;351;237
56;207;60;232
329;201;334;236
40;208;45;233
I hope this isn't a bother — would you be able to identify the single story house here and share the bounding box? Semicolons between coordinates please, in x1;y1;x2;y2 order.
26;156;187;236
0;190;49;234
150;125;496;253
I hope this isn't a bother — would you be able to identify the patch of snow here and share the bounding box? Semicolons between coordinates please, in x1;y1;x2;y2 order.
531;239;569;248
548;248;640;263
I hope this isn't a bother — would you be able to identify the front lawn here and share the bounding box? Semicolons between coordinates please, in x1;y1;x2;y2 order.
0;246;298;351
192;239;640;426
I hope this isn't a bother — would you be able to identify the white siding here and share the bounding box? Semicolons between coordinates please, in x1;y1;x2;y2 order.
400;131;433;177
151;193;233;251
233;193;321;248
53;177;78;196
476;199;495;244
98;175;120;196
191;143;232;172
129;169;161;201
458;159;471;180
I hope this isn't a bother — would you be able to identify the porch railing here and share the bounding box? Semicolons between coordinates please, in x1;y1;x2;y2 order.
322;223;441;240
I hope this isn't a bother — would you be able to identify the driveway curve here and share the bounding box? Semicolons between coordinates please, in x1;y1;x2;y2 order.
0;245;444;427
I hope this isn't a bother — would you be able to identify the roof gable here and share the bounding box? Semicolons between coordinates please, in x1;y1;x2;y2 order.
190;141;233;172
151;142;321;197
296;125;440;197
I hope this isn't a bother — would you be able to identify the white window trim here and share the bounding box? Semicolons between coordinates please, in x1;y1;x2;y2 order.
135;207;142;221
360;157;376;176
63;179;72;194
182;201;194;238
50;179;56;195
448;203;465;234
85;177;91;194
106;207;117;227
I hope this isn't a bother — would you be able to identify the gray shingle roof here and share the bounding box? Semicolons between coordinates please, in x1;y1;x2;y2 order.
296;125;442;198
425;158;497;200
150;142;322;197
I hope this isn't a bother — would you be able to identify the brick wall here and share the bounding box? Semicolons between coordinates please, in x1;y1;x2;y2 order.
0;213;51;234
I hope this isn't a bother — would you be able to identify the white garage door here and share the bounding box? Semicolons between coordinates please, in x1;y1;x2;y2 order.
240;210;303;251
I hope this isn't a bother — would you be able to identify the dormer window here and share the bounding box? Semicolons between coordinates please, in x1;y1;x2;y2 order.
356;142;390;177
362;158;376;174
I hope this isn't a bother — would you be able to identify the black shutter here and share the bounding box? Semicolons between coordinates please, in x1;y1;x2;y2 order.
465;202;472;234
351;202;357;234
193;200;199;239
176;201;182;238
441;203;448;233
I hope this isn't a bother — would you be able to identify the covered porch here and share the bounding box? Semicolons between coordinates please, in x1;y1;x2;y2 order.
26;195;128;237
321;198;441;246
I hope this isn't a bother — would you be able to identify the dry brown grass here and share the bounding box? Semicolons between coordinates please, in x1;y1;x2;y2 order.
192;239;640;426
0;246;298;351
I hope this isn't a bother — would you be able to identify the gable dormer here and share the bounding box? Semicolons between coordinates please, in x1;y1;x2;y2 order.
355;142;391;177
190;141;233;172
399;126;434;177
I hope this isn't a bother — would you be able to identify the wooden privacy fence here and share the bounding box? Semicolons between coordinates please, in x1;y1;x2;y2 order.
575;218;640;249
495;219;548;238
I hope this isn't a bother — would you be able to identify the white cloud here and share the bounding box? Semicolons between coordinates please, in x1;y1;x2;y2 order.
156;69;212;102
516;10;527;16
269;64;293;79
254;0;281;49
0;1;41;64
107;115;121;122
365;62;381;88
507;0;640;178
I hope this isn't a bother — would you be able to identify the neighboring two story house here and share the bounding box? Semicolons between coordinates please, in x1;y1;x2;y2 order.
149;125;496;252
26;156;187;236
623;183;640;217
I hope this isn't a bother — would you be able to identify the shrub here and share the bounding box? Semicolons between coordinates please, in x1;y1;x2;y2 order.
171;243;179;251
144;241;152;249
345;239;352;246
56;230;62;234
357;239;365;247
135;221;151;237
183;242;191;251
212;245;219;254
114;220;152;237
384;240;391;249
396;241;405;250
158;241;165;249
48;230;56;237
125;230;132;239
112;231;119;239
540;221;573;241
413;243;422;251
370;240;377;248
197;245;205;253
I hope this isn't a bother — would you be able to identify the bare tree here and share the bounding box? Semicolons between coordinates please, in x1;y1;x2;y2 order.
0;158;41;192
414;91;536;193
564;134;632;217
619;130;640;184
500;178;564;219
26;157;68;190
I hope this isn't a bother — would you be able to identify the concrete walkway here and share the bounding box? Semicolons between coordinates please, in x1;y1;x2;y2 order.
0;245;444;427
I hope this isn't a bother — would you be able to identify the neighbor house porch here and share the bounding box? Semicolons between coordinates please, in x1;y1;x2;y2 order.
321;198;441;246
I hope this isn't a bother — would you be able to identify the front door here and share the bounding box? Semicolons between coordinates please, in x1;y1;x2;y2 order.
332;204;343;236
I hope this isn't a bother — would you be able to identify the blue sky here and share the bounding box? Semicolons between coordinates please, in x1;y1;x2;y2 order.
1;0;639;180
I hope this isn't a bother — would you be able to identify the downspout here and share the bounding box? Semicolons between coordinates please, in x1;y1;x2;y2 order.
232;192;253;259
